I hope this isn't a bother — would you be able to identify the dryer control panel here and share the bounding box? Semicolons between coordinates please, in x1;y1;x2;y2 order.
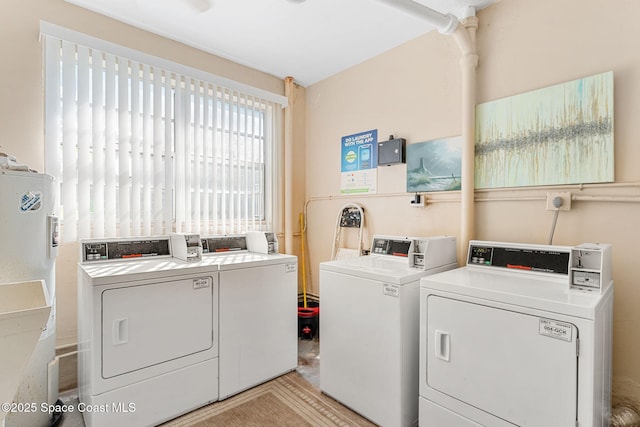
80;238;171;262
467;242;570;276
467;241;613;292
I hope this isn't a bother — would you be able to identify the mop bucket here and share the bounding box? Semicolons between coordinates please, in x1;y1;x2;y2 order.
298;301;319;340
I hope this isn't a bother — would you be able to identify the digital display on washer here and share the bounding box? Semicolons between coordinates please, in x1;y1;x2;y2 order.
371;238;411;256
389;240;411;257
468;245;570;275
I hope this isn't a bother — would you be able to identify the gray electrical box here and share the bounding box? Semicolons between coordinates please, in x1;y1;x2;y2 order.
378;137;406;166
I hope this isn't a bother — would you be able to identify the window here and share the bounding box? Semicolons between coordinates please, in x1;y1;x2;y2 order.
42;25;286;242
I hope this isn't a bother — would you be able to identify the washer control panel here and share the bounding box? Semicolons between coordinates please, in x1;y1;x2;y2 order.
371;237;411;257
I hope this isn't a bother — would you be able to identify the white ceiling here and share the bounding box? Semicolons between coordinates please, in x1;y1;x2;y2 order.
64;0;494;87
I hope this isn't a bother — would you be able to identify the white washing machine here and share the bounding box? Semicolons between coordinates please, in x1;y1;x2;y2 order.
320;235;458;427
419;240;614;427
210;233;298;400
77;237;220;427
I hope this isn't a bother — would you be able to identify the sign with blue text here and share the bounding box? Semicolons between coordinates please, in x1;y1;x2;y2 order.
340;129;377;194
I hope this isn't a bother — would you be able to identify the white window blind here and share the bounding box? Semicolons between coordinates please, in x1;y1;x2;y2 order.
43;27;284;242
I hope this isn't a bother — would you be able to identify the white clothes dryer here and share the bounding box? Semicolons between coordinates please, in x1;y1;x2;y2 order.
216;251;298;399
77;238;219;427
320;235;457;427
419;241;614;427
201;234;298;400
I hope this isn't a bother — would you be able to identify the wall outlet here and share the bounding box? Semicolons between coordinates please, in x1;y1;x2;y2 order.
410;195;426;208
546;192;572;211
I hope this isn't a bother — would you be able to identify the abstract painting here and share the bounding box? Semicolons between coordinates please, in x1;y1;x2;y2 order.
406;136;462;192
475;71;614;189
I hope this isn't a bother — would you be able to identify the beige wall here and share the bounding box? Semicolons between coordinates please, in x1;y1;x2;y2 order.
304;0;640;404
0;0;285;349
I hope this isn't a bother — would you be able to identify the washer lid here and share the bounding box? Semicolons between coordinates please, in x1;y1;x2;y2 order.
320;255;455;284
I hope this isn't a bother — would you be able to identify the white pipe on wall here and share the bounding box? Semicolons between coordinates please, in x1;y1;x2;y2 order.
371;0;479;264
451;16;478;264
284;76;294;254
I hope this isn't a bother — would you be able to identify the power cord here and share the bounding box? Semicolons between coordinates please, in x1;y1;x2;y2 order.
547;196;563;245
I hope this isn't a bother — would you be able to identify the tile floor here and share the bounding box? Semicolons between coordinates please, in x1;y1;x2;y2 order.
55;337;320;427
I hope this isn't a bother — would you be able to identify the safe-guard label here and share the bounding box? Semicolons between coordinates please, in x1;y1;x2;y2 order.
285;263;297;273
193;278;211;290
539;319;573;342
383;283;399;298
19;191;42;212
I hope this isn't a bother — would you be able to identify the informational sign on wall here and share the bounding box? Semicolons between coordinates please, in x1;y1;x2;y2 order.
340;129;377;194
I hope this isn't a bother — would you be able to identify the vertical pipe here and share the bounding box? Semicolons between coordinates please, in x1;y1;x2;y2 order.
452;17;478;265
284;77;295;254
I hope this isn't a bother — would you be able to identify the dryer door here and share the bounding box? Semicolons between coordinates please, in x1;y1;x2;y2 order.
101;275;215;378
426;295;578;426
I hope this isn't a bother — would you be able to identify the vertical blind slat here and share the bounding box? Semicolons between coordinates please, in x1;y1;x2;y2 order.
174;76;185;232
62;41;78;242
118;57;131;237
92;49;105;238
193;79;202;234
183;78;193;232
77;46;91;239
142;64;152;236
131;60;142;237
104;53;117;237
211;86;219;235
163;71;173;235
202;84;211;236
249;98;256;231
152;68;164;235
243;95;249;233
220;88;227;234
228;91;239;233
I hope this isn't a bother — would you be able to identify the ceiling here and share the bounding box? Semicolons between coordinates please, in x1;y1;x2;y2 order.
64;0;494;87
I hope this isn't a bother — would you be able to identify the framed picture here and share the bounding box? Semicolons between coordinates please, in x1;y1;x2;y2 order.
406;136;461;193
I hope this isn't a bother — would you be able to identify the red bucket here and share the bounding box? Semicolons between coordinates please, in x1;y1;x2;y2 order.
298;302;319;339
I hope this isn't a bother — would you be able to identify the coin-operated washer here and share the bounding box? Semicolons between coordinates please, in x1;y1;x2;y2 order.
419;241;614;427
320;235;458;427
